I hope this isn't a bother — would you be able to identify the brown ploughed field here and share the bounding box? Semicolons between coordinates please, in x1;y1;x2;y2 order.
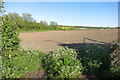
19;29;118;53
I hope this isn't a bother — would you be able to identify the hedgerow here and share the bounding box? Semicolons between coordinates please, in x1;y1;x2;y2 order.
1;15;20;79
2;16;20;59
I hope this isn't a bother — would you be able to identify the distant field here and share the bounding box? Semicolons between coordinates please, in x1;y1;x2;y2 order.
17;27;118;33
19;29;118;53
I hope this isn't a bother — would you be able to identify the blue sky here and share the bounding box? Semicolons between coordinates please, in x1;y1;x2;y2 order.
4;2;118;27
4;0;120;2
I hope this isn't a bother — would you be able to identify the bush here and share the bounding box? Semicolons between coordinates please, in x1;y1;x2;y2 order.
77;45;111;75
110;65;120;79
2;56;15;78
2;16;20;59
1;16;20;79
43;47;83;78
110;46;120;79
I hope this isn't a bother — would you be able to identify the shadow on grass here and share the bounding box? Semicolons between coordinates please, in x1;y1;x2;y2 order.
58;42;116;79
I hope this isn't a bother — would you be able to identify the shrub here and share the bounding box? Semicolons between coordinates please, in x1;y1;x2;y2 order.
2;16;20;59
77;44;111;75
43;47;83;78
1;16;20;79
110;45;120;79
2;56;15;78
110;65;120;79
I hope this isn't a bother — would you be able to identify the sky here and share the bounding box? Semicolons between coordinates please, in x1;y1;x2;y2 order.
3;0;120;2
4;2;118;27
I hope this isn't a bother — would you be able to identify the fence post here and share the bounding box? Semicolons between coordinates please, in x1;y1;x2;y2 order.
83;37;85;45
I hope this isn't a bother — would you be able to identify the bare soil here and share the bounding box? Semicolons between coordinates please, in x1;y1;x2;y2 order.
24;71;46;79
19;29;118;53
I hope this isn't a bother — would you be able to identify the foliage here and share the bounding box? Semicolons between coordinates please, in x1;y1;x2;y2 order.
1;3;21;78
3;12;111;32
2;56;15;79
110;45;120;79
1;16;21;79
76;43;120;79
7;13;23;29
110;65;120;79
3;13;59;31
50;21;58;28
1;16;20;59
77;44;112;75
43;47;83;78
10;50;44;78
0;0;5;13
2;50;44;78
0;0;5;49
4;12;107;32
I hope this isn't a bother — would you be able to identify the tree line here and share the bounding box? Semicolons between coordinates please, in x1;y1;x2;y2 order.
2;13;58;31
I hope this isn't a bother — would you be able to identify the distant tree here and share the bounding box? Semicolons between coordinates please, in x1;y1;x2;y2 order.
50;21;58;26
40;21;48;25
22;13;35;22
43;21;48;25
7;13;23;28
7;13;20;20
39;21;48;29
22;13;36;30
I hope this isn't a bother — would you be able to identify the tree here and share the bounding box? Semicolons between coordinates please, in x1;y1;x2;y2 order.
40;21;48;29
22;13;36;30
50;21;58;29
22;13;35;22
40;21;48;25
50;21;58;26
7;13;24;28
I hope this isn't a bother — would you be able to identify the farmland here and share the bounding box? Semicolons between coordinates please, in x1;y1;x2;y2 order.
1;1;120;79
19;29;118;53
17;29;120;79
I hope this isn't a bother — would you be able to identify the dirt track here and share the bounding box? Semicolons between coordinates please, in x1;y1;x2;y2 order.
19;29;118;53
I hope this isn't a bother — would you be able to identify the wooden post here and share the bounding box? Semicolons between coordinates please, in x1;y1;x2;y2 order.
83;37;85;45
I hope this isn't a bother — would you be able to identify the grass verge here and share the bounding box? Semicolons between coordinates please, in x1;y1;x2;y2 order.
8;50;45;78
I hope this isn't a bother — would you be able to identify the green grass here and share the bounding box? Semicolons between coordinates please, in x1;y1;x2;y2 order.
17;28;64;33
11;50;45;78
17;27;111;33
17;28;97;33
